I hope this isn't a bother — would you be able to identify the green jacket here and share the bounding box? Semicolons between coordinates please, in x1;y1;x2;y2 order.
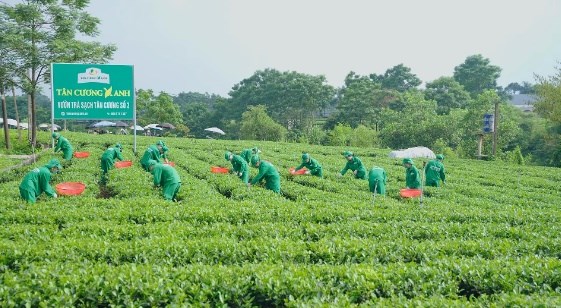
240;149;254;164
19;166;56;198
230;154;249;184
230;154;248;173
425;159;445;186
251;161;280;193
54;136;73;159
140;145;163;170
101;147;124;173
151;164;181;187
368;167;387;195
405;165;421;189
340;156;367;179
296;158;322;174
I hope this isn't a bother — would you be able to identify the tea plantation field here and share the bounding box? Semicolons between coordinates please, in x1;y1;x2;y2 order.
1;132;561;306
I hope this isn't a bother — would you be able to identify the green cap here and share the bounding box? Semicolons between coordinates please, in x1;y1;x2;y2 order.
147;159;158;167
402;158;413;165
302;153;310;161
115;143;122;149
162;146;169;152
225;151;232;161
157;140;166;146
343;151;353;157
52;132;60;138
436;154;444;160
250;155;260;167
252;147;261;154
45;159;62;170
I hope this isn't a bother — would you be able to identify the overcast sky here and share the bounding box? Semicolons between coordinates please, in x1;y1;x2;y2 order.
76;0;561;96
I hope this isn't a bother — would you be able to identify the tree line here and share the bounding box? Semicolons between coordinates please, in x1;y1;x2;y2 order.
1;1;560;167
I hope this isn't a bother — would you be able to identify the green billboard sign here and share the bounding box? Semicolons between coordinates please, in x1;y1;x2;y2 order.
51;63;134;120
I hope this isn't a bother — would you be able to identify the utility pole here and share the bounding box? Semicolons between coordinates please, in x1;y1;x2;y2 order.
492;100;499;156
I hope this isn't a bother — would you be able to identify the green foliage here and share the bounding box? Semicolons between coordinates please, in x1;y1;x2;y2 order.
180;102;212;138
425;76;472;115
505;81;535;95
534;64;561;124
455;90;522;159
224;69;335;132
453;54;502;98
378;92;459;149
173;92;223;138
349;125;378;148
507;146;525;165
369;64;422;92
239;105;286;141
332;74;399;129
137;89;184;128
327;123;352;146
2;132;561;305
305;126;327;145
0;0;116;145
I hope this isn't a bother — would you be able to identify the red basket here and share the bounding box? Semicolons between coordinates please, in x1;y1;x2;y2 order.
400;188;422;198
289;167;307;175
211;166;229;174
56;182;86;196
115;160;133;168
164;162;175;167
74;152;90;158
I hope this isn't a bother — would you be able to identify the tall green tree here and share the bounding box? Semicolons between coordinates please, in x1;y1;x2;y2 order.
505;81;535;95
534;65;561;124
137;90;183;127
533;65;561;165
226;69;335;131
172;92;223;138
453;54;502;98
456;90;521;158
1;0;116;146
378;92;459;149
173;91;221;109
424;77;472;115
182;103;212;138
0;16;18;149
370;64;421;92
330;74;398;129
240;105;286;141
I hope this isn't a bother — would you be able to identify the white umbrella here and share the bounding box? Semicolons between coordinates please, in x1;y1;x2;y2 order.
144;124;163;130
204;127;225;135
388;146;436;159
39;123;61;130
91;120;116;128
130;125;144;131
0;118;18;126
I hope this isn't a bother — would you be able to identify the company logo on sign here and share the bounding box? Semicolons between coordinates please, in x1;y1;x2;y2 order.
77;68;110;84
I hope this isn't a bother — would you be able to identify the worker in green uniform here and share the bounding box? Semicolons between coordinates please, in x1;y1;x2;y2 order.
338;151;367;179
148;159;181;201
295;153;323;177
100;143;124;185
19;159;62;203
140;141;169;171
52;132;73;160
425;154;446;187
368;166;387;195
240;147;261;164
156;140;170;163
403;158;421;189
248;155;280;193
225;151;249;184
